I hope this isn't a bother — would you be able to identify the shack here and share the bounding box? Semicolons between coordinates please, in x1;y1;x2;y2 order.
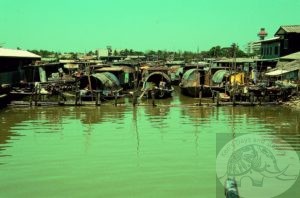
95;65;136;90
265;60;300;82
79;72;122;99
0;48;40;86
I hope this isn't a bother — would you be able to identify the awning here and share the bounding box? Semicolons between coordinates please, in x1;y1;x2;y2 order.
212;70;230;83
265;69;290;76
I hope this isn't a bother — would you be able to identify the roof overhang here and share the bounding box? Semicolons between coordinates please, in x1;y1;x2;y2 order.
0;48;41;59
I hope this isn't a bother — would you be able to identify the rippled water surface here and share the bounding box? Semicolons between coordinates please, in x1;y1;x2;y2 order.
1;91;300;197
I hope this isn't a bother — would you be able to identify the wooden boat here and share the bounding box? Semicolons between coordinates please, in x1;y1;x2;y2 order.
140;66;174;99
179;68;210;97
165;61;185;85
94;65;136;90
180;65;231;98
0;84;10;108
78;72;122;100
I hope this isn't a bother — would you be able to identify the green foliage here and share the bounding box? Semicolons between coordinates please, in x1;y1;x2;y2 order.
28;49;61;58
26;44;248;62
86;50;95;56
204;44;248;58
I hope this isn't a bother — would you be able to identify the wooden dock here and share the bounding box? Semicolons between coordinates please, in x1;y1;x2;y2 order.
8;99;283;108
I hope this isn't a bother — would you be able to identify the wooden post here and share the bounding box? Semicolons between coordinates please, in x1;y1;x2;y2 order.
259;96;262;105
262;91;265;103
199;90;202;106
95;91;101;106
151;90;156;107
212;91;215;103
75;91;79;106
259;91;263;105
232;90;236;106
38;89;41;103
29;90;33;106
132;91;137;106
250;92;254;105
75;91;82;106
34;88;38;106
114;92;118;106
216;91;220;106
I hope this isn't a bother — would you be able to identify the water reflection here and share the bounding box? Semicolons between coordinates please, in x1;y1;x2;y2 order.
75;106;127;125
180;106;212;127
0;102;300;197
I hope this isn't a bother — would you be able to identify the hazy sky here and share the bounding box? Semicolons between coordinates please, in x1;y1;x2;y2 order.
0;0;299;52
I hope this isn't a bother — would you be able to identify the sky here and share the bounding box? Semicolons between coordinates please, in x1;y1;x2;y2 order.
0;0;299;53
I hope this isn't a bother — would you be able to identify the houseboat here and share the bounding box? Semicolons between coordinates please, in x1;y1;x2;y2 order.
78;72;122;100
94;65;136;90
140;66;174;99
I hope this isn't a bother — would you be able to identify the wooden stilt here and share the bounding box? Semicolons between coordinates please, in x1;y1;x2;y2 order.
151;90;156;107
199;91;202;106
133;91;137;106
114;92;118;106
95;91;101;106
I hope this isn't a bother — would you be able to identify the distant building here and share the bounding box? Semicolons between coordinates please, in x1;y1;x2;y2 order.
260;25;300;59
257;28;268;40
247;41;261;56
260;37;281;59
255;25;300;70
0;48;40;85
246;28;268;57
96;49;109;58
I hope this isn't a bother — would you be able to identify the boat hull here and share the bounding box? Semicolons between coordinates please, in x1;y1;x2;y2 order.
146;88;173;99
180;86;212;98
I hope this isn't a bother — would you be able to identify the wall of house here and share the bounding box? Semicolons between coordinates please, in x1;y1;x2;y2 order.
261;41;281;59
280;33;300;56
0;58;37;85
282;70;299;81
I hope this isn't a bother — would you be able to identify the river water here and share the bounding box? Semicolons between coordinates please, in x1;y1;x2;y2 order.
1;88;300;198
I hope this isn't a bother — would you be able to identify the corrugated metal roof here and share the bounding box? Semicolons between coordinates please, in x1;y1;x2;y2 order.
214;58;254;63
281;25;300;33
182;69;197;81
0;48;41;59
275;25;300;35
212;70;230;83
95;66;135;73
266;60;300;76
92;72;120;88
259;37;280;43
280;51;300;60
265;69;289;76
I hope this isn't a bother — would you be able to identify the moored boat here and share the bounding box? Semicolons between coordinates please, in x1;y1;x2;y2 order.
179;68;210;97
140;66;174;99
78;72;122;100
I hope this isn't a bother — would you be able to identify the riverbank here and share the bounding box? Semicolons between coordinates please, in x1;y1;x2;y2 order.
283;95;300;110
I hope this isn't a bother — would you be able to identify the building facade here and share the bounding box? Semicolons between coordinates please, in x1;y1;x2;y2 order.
0;48;41;85
260;25;300;59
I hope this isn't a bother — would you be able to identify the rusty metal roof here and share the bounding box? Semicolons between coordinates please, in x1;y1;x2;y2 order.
95;66;135;73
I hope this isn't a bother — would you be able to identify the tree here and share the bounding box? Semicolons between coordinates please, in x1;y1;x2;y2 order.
71;53;78;60
113;50;118;56
86;50;95;56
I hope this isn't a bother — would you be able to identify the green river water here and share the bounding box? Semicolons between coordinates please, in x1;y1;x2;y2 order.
1;89;300;198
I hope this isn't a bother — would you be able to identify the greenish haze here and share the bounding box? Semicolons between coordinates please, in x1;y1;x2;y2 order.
0;0;300;52
0;90;300;197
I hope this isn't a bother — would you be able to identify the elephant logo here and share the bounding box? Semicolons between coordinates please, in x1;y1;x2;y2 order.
216;134;300;198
